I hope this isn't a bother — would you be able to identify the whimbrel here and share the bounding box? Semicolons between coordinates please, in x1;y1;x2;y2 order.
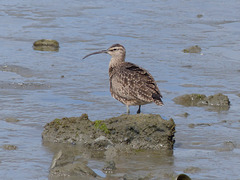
83;44;163;114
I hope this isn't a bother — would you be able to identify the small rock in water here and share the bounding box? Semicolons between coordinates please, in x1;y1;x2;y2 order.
2;144;18;150
173;93;230;110
183;45;202;53
207;93;230;106
218;141;236;152
33;39;59;51
5;117;20;123
197;14;203;18
176;112;190;118
173;94;207;106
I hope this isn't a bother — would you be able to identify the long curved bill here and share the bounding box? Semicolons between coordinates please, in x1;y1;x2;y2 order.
82;50;108;59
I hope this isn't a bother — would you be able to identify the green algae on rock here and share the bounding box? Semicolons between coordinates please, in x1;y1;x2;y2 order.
42;113;175;150
33;39;59;51
183;45;202;53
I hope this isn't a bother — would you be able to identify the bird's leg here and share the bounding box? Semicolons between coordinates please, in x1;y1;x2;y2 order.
126;105;130;114
137;105;141;114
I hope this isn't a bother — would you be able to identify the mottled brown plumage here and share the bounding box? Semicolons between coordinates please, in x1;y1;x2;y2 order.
83;44;163;114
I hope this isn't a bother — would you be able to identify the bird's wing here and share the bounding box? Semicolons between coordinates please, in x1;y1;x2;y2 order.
110;62;162;103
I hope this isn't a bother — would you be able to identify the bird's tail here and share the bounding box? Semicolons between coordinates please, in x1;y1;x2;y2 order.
152;93;164;106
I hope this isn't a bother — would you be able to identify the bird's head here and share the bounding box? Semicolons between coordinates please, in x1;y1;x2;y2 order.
83;44;126;60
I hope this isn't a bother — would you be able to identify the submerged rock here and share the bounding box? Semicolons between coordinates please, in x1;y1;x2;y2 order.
33;39;59;51
183;45;202;53
5;117;20;123
197;14;203;18
50;150;74;169
173;93;230;110
42;114;175;150
102;160;116;174
49;150;98;179
0;64;34;78
183;167;201;174
2;144;18;150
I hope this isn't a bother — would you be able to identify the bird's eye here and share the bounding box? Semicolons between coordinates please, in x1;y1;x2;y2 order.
111;48;117;51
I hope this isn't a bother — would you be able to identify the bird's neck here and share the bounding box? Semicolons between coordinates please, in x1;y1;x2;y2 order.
109;56;125;69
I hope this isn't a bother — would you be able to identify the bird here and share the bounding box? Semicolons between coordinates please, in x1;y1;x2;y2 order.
82;44;163;114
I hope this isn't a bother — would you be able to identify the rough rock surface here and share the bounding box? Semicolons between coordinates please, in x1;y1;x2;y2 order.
42;114;175;150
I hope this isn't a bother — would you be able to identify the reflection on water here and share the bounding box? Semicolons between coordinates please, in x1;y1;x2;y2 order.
0;0;240;179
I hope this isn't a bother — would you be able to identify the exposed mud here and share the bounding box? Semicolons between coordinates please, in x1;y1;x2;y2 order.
42;114;175;150
173;93;230;111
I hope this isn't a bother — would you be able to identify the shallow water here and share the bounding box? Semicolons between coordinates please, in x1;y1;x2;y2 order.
1;0;240;179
